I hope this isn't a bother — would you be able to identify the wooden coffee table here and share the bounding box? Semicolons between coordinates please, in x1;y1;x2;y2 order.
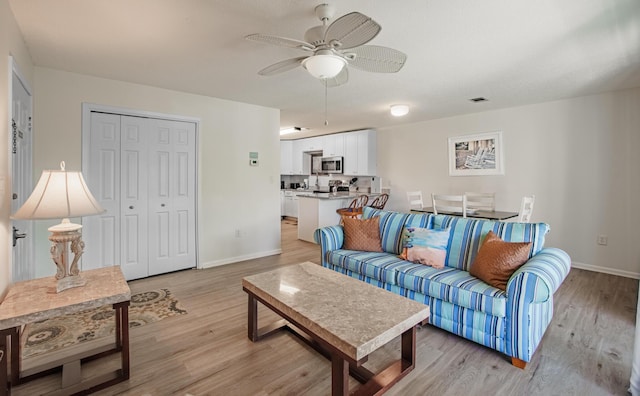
242;262;429;396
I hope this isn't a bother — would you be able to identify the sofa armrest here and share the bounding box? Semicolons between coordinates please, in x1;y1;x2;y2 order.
505;247;571;362
507;247;571;303
314;226;344;266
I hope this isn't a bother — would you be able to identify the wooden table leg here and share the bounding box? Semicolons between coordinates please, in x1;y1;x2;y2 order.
0;328;10;396
9;327;19;387
114;301;130;380
248;294;258;342
401;326;416;371
331;353;349;396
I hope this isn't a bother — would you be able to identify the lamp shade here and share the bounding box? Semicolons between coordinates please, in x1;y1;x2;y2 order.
302;54;346;79
12;163;105;220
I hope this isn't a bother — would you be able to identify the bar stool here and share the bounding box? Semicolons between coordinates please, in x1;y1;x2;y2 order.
337;195;369;224
369;193;389;210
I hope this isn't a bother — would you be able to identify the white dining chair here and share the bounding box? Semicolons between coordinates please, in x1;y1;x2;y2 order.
519;195;535;222
407;191;424;210
465;192;496;215
432;194;467;217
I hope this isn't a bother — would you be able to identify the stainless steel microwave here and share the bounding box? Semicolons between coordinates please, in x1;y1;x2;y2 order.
320;156;343;173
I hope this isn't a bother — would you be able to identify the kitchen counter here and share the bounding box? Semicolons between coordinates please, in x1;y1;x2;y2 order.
296;191;380;200
296;192;382;243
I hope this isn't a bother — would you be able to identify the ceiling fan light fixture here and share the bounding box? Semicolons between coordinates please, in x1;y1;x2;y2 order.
302;54;346;79
390;104;409;117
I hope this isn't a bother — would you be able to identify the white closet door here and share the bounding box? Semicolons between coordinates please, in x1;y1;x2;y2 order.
147;119;196;276
84;112;121;271
120;116;149;280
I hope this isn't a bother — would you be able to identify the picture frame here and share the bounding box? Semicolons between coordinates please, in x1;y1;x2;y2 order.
448;131;504;176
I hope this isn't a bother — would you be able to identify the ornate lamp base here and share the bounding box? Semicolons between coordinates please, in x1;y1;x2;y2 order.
48;219;86;293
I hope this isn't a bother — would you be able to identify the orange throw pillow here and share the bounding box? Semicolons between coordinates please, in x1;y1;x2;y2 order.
469;231;532;291
342;216;383;252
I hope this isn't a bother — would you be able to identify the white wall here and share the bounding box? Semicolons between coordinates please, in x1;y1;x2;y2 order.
0;0;34;296
378;88;640;278
32;67;281;277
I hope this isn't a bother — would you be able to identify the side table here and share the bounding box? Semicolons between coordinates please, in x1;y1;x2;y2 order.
0;266;131;395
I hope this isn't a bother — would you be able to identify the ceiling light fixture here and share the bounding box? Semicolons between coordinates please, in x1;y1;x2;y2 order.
390;104;409;117
280;127;309;135
302;52;346;79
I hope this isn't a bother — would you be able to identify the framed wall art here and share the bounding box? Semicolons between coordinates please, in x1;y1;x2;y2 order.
448;131;504;176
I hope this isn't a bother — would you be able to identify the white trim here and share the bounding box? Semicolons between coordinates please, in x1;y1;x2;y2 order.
81;102;201;271
571;261;640;280
199;249;283;270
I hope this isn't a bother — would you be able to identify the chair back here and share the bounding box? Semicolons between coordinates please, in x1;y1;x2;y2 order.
432;194;467;217
465;192;496;213
406;191;424;210
349;194;369;209
369;193;389;210
519;195;535;222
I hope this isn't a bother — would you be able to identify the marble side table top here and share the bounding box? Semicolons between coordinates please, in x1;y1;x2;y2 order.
242;261;429;361
0;266;131;329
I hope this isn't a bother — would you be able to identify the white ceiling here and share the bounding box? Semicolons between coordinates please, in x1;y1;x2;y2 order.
8;0;640;138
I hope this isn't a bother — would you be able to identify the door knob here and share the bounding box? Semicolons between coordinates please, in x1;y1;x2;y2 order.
161;203;166;207
129;206;134;209
12;227;26;247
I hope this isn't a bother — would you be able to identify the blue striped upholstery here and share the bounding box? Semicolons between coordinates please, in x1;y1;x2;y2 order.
434;215;549;271
315;210;571;364
363;207;433;254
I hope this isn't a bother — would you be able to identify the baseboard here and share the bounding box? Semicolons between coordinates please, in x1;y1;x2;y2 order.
571;261;640;279
198;249;283;269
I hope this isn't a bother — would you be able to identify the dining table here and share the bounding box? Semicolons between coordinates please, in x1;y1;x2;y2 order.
410;207;519;221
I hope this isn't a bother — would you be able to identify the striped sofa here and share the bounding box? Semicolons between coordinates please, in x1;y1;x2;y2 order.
314;207;571;368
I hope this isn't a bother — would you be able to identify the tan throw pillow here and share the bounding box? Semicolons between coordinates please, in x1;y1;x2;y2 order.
469;231;532;291
342;216;383;252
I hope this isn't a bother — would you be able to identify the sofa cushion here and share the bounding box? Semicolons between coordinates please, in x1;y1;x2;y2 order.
433;215;549;271
326;250;409;285
327;249;507;317
363;207;433;255
396;263;507;317
470;231;532;290
342;217;383;252
399;226;450;268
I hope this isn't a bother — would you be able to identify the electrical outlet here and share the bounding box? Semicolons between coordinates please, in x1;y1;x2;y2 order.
597;235;608;246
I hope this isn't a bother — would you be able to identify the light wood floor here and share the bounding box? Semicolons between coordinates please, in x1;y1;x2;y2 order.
13;220;638;395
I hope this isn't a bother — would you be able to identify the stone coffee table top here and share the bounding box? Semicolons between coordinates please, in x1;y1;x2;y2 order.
242;261;429;361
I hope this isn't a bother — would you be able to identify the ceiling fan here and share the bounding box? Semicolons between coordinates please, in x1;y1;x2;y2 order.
245;3;407;87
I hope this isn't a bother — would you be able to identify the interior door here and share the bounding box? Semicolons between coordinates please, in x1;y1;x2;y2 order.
120;116;149;280
10;66;34;281
147;118;196;275
84;112;121;271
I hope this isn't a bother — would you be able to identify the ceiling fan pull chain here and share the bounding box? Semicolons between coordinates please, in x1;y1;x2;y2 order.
324;80;329;126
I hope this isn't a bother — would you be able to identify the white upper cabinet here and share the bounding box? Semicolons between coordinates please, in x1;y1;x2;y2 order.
280;140;293;174
343;130;377;176
280;130;376;176
291;140;305;174
322;134;345;157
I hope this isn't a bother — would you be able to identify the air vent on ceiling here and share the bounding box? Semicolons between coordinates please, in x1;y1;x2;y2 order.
469;97;488;103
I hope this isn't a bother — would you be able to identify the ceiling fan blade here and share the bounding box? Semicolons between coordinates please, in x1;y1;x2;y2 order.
346;45;407;73
245;34;315;51
324;12;381;50
258;57;308;76
321;67;349;88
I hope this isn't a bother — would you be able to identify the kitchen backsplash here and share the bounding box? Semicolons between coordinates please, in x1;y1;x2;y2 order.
281;175;379;192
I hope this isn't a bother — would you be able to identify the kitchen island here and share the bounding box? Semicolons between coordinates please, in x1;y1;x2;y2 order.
297;192;380;243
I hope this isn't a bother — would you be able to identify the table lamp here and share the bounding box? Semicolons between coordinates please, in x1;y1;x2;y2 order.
12;161;105;292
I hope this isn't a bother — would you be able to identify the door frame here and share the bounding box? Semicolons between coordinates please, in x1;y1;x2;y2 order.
81;103;200;270
8;55;34;281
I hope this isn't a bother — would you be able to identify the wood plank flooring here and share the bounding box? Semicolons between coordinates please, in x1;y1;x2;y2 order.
12;220;638;395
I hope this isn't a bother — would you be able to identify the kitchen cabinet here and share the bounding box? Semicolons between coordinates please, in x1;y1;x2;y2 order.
280;140;293;174
343;129;377;176
283;191;299;218
291;140;305;175
298;136;323;152
322;134;345;157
